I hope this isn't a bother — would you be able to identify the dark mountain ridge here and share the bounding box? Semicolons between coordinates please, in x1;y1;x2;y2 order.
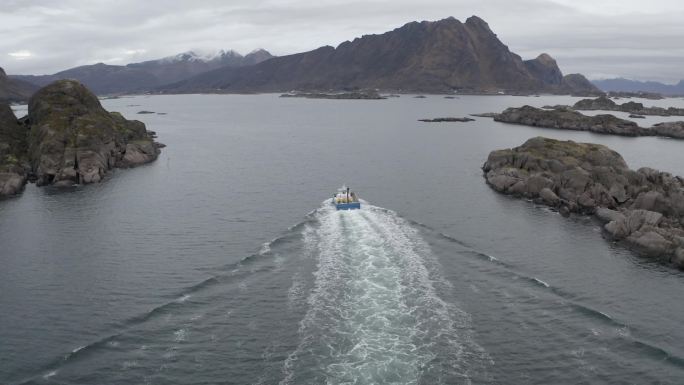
160;16;599;95
592;78;684;96
10;49;274;95
0;67;38;103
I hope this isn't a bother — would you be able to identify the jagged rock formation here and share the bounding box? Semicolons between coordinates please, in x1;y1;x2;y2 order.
11;49;274;95
0;80;162;197
559;74;602;96
493;105;684;139
160;16;600;95
0;103;29;195
0;67;38;103
524;54;563;86
573;96;684;116
482;137;684;268
28;80;161;186
523;55;596;95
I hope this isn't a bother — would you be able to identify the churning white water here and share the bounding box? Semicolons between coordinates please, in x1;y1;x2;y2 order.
281;203;489;384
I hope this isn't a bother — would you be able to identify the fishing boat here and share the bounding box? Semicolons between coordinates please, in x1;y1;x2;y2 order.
333;186;361;210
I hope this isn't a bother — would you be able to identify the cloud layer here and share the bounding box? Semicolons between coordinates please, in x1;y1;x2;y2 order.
1;0;683;82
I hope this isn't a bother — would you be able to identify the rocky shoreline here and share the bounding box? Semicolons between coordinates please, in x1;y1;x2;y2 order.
493;105;684;139
483;137;684;269
0;80;163;197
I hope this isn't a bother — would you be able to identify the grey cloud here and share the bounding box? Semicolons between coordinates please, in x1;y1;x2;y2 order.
1;0;682;82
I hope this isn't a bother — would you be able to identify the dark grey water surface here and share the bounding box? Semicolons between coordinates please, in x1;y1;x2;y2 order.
2;94;684;384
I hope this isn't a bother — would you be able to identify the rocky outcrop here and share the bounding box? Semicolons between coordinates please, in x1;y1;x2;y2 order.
482;137;684;268
160;16;600;95
27;80;161;186
573;96;684;116
494;105;643;136
0;79;162;197
651;122;684;139
493;105;684;139
572;96;618;110
0;103;29;196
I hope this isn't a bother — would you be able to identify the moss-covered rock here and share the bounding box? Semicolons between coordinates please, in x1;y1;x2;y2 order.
483;137;684;269
27;80;161;186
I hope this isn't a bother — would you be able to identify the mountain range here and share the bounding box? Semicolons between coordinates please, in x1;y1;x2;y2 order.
0;67;38;103
592;78;684;96
10;49;274;95
160;16;599;95
5;16;600;97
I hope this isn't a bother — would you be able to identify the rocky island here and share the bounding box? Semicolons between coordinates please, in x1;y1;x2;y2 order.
418;117;475;122
279;90;385;99
493;105;684;139
573;96;684;116
0;80;163;197
483;137;684;268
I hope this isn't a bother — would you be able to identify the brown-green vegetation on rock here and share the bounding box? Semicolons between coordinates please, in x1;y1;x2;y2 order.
27;80;161;186
0;79;162;197
482;137;684;269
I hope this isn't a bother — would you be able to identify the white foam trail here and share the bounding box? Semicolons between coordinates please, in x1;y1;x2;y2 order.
259;241;272;255
43;370;57;379
287;272;306;309
177;294;190;303
533;278;550;288
173;328;187;342
281;204;489;384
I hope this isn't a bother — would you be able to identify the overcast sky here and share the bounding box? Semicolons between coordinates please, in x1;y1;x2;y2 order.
2;0;683;82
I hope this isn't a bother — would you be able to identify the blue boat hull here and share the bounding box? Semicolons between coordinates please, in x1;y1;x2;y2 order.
335;202;361;210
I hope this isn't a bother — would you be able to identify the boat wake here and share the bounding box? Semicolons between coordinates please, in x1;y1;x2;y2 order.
281;203;491;384
13;201;684;385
